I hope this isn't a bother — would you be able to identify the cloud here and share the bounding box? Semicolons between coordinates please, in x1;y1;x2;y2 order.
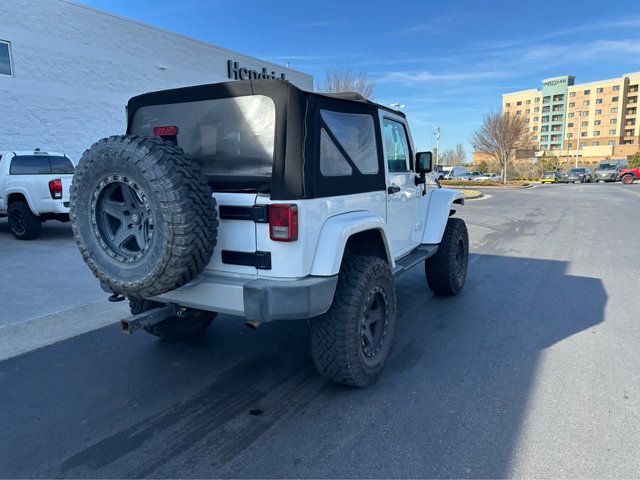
378;69;509;84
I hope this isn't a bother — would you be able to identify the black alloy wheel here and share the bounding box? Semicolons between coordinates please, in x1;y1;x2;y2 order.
92;176;154;263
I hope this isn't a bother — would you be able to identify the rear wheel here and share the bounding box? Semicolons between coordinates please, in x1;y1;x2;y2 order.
8;201;41;240
310;255;397;387
426;217;469;295
129;298;215;340
621;174;635;185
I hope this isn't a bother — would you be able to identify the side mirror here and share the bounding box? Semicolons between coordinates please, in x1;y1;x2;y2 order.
416;151;433;174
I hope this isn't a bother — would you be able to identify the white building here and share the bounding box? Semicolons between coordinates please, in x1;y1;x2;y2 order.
0;0;313;161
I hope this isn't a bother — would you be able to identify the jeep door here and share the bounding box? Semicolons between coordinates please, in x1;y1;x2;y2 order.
380;114;422;256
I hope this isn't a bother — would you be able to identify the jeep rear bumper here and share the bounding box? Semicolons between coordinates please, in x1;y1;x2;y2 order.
150;272;338;322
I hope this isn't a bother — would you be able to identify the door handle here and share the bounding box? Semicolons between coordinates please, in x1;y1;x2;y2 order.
387;185;401;194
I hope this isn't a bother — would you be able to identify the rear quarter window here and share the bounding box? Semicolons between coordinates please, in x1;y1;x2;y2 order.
49;156;74;174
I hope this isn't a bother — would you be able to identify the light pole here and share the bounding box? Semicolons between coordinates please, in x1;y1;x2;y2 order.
434;127;441;166
574;109;583;168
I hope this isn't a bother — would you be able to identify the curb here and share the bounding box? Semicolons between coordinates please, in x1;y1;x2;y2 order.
0;299;128;361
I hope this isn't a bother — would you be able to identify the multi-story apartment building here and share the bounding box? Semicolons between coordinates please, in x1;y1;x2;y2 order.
502;72;640;163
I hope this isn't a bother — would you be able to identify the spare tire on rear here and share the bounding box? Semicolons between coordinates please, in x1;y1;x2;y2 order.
70;135;218;298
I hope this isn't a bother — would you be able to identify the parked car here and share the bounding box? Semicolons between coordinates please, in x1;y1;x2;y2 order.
540;171;568;183
476;172;501;181
69;79;469;387
620;167;640;184
0;149;74;239
443;166;468;179
453;171;482;181
595;159;627;182
567;167;592;183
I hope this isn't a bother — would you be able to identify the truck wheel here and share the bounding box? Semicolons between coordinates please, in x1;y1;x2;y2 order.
70;135;217;298
621;174;635;185
309;255;397;387
8;201;42;240
426;217;469;296
129;298;215;340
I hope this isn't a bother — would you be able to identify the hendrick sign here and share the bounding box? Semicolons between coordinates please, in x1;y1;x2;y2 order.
227;60;286;81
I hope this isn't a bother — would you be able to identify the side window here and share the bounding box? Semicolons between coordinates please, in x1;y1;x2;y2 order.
383;118;411;172
319;110;378;176
9;156;52;175
320;129;352;177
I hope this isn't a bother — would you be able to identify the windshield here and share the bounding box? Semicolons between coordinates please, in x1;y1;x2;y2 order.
543;172;555;177
598;163;616;170
130;95;276;191
569;169;583;174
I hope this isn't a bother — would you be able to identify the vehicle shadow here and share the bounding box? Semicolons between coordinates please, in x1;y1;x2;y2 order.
0;254;606;478
0;218;74;241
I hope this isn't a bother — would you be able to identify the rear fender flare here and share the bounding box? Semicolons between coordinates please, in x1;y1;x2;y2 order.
310;211;393;276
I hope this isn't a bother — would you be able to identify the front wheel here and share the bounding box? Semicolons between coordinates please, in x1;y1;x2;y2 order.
8;201;41;240
426;217;469;295
129;299;215;340
310;255;397;387
621;174;635;185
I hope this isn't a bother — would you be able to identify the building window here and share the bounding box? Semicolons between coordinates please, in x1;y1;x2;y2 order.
609;129;616;135
526;99;531;105
552;114;563;122
505;102;511;107
569;102;575;107
0;40;12;76
542;106;550;112
593;130;600;136
580;142;587;148
567;133;573;138
553;94;564;101
581;111;589;116
611;107;618;113
570;92;576;97
542;116;549;123
533;116;539;122
535;97;540;102
594;120;601;125
568;122;574;127
610;119;617;124
517;101;522;106
593;141;600;146
516;110;521;115
596;98;603;104
540;135;548;141
526;109;530;114
533;126;538;131
541;126;549;132
597;87;604;93
581;132;588;137
584;89;591;95
608;140;615;145
595;109;602;115
612;96;619;102
534;107;540;112
568;112;574;118
613;85;620;91
583;100;590;106
543;96;550;103
581;121;588;127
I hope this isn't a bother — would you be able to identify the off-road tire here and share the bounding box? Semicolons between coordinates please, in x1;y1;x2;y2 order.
8;201;42;240
621;174;635;185
310;255;397;387
425;217;469;296
129;298;215;340
70;135;217;298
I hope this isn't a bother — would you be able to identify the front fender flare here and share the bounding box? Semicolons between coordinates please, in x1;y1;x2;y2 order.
422;188;464;244
310;211;393;276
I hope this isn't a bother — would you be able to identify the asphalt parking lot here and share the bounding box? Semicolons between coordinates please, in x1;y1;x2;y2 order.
1;183;640;478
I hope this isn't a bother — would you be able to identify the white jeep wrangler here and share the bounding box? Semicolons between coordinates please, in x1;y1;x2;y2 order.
70;80;468;387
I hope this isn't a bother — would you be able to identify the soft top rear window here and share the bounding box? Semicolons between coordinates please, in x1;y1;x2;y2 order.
130;95;276;192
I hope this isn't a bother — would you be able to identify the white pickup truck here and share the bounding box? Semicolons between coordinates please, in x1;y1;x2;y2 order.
0;150;75;239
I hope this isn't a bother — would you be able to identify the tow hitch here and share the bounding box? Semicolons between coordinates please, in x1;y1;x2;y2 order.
120;303;181;335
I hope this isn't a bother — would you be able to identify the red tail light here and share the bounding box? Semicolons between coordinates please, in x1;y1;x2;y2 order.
153;125;179;138
48;179;62;199
269;204;298;242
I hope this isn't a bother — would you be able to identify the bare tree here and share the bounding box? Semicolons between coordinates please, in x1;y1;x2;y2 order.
318;66;376;99
454;143;466;165
472;112;534;183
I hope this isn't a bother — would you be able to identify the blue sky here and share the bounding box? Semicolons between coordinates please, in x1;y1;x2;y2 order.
81;0;640;159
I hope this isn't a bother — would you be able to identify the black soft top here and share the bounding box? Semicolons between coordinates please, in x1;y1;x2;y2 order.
127;80;401;199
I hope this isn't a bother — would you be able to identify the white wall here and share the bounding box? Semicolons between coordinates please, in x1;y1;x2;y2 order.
0;0;313;161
